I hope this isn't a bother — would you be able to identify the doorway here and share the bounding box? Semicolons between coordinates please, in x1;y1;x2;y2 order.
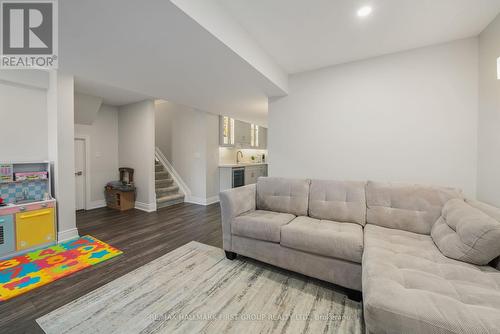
74;138;87;211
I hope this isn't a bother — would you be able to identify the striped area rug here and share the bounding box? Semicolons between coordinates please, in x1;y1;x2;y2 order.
37;241;363;333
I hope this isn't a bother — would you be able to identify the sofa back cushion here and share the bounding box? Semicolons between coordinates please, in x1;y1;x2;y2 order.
309;180;366;225
466;199;500;221
256;177;310;216
473;200;500;270
366;181;462;234
468;200;500;268
431;199;500;265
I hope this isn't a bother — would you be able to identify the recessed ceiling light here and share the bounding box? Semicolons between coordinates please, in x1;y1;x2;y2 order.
357;6;373;18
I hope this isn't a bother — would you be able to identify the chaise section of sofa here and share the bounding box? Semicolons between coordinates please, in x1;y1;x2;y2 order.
362;181;500;334
363;224;500;334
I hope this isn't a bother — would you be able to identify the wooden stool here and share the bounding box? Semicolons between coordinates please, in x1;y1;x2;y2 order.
105;167;136;211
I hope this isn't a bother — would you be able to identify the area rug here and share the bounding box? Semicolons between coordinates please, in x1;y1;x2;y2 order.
37;241;363;334
0;235;122;301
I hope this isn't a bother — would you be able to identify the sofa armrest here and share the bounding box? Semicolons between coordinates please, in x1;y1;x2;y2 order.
219;184;256;251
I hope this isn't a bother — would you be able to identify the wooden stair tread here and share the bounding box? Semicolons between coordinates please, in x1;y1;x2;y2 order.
155;178;173;184
156;193;184;203
155;171;170;179
155;185;179;192
154;158;185;208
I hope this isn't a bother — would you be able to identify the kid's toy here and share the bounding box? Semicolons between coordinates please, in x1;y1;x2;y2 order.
0;164;13;183
14;171;49;181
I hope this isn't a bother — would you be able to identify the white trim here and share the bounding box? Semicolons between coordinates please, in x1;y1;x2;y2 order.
0;70;50;90
186;195;220;206
0;78;48;91
185;196;206;205
74;136;92;211
87;200;106;210
155;146;191;198
58;228;80;243
135;201;157;212
206;195;220;205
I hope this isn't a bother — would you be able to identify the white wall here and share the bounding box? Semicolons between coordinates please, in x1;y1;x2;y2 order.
75;104;119;209
269;38;479;197
0;72;49;162
478;14;500;207
155;100;219;203
74;92;103;125
206;114;220;199
119;100;156;211
155;103;174;162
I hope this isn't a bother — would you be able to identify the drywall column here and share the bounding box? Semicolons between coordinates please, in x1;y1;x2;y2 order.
477;14;500;207
47;71;79;242
119;100;156;212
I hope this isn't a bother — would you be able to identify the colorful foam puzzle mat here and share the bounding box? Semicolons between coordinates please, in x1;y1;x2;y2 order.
0;235;122;301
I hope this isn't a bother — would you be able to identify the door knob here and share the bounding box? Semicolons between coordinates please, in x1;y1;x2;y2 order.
75;171;83;176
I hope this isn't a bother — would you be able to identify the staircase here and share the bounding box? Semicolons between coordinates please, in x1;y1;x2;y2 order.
155;160;185;209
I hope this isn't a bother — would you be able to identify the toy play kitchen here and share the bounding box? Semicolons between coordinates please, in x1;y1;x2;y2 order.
0;162;56;259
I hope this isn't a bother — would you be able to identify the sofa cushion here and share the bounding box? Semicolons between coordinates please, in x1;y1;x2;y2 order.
366;181;462;235
232;210;295;243
431;199;500;265
308;180;366;226
256;177;310;216
467;200;500;270
363;224;500;334
467;198;500;221
280;216;363;263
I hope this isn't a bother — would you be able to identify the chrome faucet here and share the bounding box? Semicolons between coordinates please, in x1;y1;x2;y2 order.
236;150;243;164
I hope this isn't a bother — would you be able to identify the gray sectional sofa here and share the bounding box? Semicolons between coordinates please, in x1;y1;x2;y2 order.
219;177;500;334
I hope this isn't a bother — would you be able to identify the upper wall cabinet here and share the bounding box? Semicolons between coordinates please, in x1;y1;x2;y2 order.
220;116;235;147
219;116;267;149
234;120;252;147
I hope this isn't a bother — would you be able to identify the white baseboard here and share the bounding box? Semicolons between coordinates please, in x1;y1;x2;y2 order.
58;228;80;243
186;195;220;206
87;200;106;210
186;196;205;205
135;201;157;212
206;195;220;205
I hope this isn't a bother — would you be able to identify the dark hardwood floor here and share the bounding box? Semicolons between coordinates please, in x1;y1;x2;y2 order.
0;203;222;334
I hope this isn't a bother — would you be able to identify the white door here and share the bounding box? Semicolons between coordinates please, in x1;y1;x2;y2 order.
74;139;86;211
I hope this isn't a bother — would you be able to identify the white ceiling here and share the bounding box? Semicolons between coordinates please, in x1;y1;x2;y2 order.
60;0;285;126
74;77;151;107
62;0;500;124
217;0;500;73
